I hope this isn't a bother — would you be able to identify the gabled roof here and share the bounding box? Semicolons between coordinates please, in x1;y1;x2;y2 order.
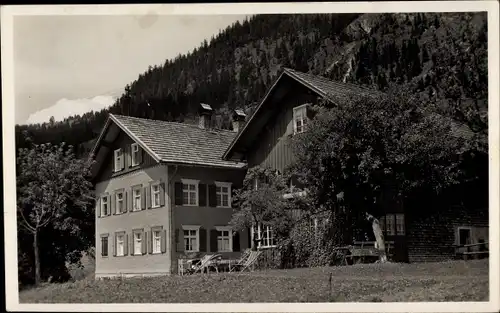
223;68;474;160
222;68;381;160
284;68;382;99
91;114;246;177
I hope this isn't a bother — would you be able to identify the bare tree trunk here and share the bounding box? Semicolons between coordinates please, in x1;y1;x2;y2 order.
33;230;41;285
366;213;388;263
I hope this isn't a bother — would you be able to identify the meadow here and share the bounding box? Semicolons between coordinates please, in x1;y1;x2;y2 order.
19;259;489;303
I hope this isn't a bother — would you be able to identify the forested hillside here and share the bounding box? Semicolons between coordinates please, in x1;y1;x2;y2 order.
15;12;487;155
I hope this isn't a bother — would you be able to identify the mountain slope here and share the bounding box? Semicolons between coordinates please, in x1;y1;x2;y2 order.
15;12;487;155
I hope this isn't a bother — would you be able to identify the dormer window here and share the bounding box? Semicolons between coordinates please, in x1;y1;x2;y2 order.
131;143;140;166
114;149;124;172
293;104;309;135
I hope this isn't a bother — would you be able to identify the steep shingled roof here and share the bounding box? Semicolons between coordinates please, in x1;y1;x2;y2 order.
223;68;475;160
283;68;382;99
110;114;246;169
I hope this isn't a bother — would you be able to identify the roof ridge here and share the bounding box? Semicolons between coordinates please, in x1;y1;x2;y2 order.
111;114;236;134
284;67;379;92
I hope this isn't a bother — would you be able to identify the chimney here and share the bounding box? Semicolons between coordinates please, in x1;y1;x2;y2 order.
198;103;213;129
232;109;247;132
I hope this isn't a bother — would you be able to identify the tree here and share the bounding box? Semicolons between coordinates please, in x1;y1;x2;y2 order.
230;167;290;250
289;87;470;262
16;136;95;285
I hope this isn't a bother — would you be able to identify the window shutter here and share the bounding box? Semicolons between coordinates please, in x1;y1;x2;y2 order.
146;184;152;209
148;230;153;254
174;182;183;205
120;149;125;170
175;229;183;252
124;191;128;212
198;184;207;207
233;231;241;252
137;147;143;164
210;229;218;252
161;230;167;253
126;145;132;168
142;231;147;255
112;151;116;173
159;183;166;206
208;185;217;207
113;234;117;257
106;195;111;216
124;234;129;256
97;198;101;218
128;189;133;212
141;187;148;210
110;193;115;215
199;228;207;252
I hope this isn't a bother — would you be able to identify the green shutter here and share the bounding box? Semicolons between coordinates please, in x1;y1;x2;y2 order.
161;230;167;253
126;145;132;168
110;193;115;215
97;197;101;218
208;185;217;207
198;184;207;207
128;189;133;212
141;187;147;210
146;184;152;209
159;183;166;206
148;230;153;254
137;146;143;164
113;234;117;257
210;229;218;252
199;228;207;252
174;182;183;205
124;233;129;256
142;230;147;255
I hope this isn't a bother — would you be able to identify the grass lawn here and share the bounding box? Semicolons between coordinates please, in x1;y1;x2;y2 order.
19;259;489;303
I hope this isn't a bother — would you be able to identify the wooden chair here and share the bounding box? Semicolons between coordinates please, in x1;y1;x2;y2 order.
229;250;262;272
188;254;222;275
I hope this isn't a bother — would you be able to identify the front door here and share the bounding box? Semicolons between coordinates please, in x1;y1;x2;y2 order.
380;213;408;262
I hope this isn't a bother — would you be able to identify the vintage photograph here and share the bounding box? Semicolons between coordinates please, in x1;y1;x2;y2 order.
2;1;498;311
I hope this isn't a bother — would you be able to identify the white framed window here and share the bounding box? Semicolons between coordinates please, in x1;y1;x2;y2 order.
115;191;124;214
101;236;109;257
116;234;125;256
182;225;200;252
395;214;405;235
151;183;161;208
293;104;309;134
380;214;405;236
134;232;142;255
181;179;199;206
215;181;232;208
152;230;161;254
457;226;473;246
385;215;395;236
101;195;109;216
132;187;142;211
251;224;276;249
216;226;233;252
114;148;123;172
131;143;140;166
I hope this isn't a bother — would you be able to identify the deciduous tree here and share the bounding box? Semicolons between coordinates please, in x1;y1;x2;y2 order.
289;87;472;262
17;134;95;285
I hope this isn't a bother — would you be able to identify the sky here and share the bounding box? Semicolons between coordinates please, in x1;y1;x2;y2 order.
14;14;247;125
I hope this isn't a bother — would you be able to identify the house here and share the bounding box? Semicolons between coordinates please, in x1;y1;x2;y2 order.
91;68;488;278
91;105;248;278
223;68;488;263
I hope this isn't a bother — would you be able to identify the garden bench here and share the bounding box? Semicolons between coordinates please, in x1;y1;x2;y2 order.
455;241;489;260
